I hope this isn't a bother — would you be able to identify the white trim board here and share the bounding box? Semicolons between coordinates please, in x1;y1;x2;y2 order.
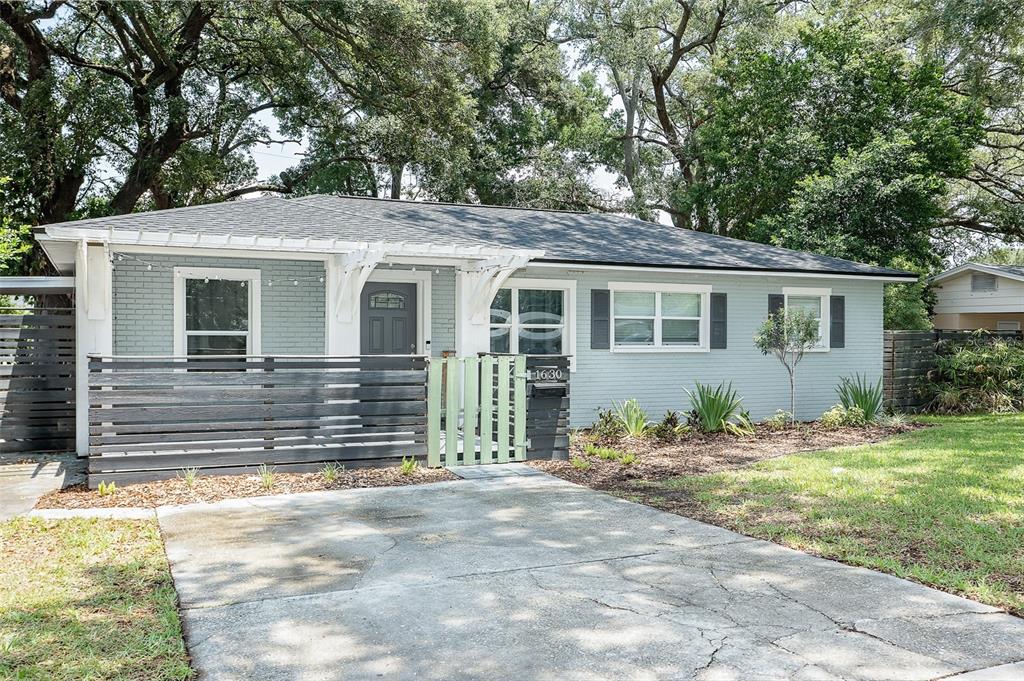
173;267;262;356
930;262;1024;285
531;261;915;282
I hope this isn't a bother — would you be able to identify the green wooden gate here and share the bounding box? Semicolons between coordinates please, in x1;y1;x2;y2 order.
426;355;527;466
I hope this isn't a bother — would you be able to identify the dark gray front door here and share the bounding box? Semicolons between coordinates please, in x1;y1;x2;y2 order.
360;282;417;354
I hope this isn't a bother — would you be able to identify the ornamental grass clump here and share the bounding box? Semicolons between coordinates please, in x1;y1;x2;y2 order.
836;374;884;421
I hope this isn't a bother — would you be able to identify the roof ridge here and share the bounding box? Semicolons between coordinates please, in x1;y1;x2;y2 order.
296;193;605;216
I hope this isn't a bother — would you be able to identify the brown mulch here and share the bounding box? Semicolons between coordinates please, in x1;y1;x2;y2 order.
36;466;458;509
529;422;925;493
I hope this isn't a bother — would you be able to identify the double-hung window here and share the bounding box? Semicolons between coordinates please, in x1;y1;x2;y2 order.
174;267;261;356
489;280;575;356
609;283;711;351
782;287;830;350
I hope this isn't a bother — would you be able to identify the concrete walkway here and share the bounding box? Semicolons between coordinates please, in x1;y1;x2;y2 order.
158;466;1024;680
0;455;84;520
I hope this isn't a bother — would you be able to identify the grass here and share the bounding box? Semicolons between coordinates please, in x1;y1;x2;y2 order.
0;517;193;680
664;414;1024;615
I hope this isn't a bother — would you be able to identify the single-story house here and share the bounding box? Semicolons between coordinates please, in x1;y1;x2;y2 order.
35;194;915;457
930;263;1024;331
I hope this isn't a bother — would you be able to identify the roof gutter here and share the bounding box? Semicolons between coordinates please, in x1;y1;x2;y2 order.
530;259;919;283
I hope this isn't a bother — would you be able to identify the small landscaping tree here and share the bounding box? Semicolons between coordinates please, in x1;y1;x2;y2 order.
754;309;821;421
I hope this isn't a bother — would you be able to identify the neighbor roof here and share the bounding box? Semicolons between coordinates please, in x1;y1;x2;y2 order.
40;194;915;279
930;262;1024;284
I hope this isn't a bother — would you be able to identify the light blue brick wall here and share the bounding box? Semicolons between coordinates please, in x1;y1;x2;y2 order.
479;266;884;426
430;266;456;355
112;253;325;355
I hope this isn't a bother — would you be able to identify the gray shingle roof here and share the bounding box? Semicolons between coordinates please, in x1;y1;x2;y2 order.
970;263;1024;278
42;194;915;278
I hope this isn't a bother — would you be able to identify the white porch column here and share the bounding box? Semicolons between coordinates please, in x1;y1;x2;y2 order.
325;249;385;355
75;241;113;456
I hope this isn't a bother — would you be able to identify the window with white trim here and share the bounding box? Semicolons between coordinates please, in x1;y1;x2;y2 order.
174;268;260;356
609;284;710;350
490;287;566;354
783;287;830;349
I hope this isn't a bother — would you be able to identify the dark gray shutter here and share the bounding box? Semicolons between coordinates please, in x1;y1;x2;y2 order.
768;294;784;315
591;289;610;349
709;292;727;349
830;296;845;348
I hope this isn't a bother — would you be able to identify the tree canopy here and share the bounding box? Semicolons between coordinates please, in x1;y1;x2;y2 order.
2;0;1023;323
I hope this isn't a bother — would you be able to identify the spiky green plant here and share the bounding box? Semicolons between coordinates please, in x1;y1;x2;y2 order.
257;463;275;491
836;374;884;421
686;382;746;434
320;461;343;482
178;467;199;488
611;398;650;437
399;456;419;475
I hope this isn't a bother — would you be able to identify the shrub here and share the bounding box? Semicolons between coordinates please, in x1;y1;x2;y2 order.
925;338;1024;414
820;404;867;429
649;410;689;441
836;374;883;421
724;410;756;437
612;399;650;437
399;456;419;475
97;480;116;497
762;410;793;431
584;443;624;460
619;453;638;466
591;408;624;440
686;382;746;434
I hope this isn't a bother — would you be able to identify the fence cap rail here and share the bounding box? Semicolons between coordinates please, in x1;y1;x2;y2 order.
88;353;430;361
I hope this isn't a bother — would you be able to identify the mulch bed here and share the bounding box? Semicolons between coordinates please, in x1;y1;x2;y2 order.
36;466;458;509
529;421;924;494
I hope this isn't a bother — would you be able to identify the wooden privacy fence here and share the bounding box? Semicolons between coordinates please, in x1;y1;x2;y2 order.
0;309;75;453
88;355;427;487
427;355;527;466
883;329;1024;411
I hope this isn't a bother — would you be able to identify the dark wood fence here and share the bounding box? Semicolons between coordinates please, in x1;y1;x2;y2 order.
525;356;570;461
0;309;75;453
883;329;1024;411
88;355;427;487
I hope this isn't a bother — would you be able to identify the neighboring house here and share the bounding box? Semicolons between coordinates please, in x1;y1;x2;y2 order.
36;194;915;455
930;263;1024;331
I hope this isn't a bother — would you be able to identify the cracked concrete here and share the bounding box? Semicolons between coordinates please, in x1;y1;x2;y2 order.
157;467;1024;680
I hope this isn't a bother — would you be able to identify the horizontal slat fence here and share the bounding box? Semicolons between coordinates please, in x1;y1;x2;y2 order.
88;355;427;487
0;310;75;453
883;329;1024;411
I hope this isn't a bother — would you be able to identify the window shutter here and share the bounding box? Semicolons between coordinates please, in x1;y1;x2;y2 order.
830;296;845;348
591;289;610;349
709;292;727;349
768;294;784;315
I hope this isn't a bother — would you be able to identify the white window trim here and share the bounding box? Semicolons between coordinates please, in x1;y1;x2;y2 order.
367;269;432;355
608;282;712;353
782;286;830;352
173;267;262;356
491;277;576;366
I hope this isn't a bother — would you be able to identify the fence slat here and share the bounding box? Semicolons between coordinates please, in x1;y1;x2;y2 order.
462;357;478;466
479;356;494;464
444;358;461;466
496;356;510;463
427;360;442;467
513;355;527;461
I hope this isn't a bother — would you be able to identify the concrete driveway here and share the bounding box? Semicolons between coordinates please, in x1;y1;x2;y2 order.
159;466;1024;681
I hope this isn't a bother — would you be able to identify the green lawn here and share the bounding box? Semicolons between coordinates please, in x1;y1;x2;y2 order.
0;518;193;680
666;415;1024;615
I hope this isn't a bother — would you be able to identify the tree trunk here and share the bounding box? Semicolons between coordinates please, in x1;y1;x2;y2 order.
389;163;403;199
789;369;796;421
